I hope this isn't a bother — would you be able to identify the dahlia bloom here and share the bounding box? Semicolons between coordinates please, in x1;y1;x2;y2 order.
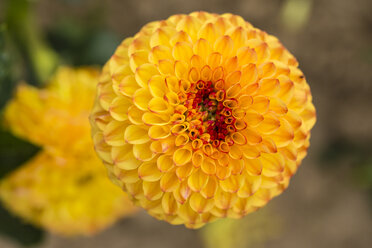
90;12;316;228
0;67;136;235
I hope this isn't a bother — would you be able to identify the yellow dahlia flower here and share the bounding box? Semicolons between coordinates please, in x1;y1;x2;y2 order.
0;67;136;235
4;67;98;157
90;12;316;228
0;152;130;235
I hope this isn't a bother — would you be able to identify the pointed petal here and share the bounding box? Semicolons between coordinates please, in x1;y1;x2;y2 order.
188;169;209;192
111;144;141;170
160;172;180;192
143;181;163;200
189;193;214;213
138;161;163;181
124;125;150;144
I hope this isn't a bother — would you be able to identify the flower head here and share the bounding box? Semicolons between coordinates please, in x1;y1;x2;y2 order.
0;67;136;235
90;12;316;228
4;67;98;157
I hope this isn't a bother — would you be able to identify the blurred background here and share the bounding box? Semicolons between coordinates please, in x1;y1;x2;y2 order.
0;0;371;247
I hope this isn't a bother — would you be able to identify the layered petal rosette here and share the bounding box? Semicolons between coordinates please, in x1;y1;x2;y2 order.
90;12;316;228
0;67;136;235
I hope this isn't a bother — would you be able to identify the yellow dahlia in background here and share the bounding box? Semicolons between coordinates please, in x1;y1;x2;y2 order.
0;67;136;236
4;67;98;158
90;11;316;228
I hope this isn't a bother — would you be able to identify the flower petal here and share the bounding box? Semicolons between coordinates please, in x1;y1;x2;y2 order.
188;169;209;192
135;63;159;88
173;147;192;166
143;181;163;200
157;155;175;172
124;125;150;144
189;193;214;213
160;172;180;192
103;120;126;146
111;145;141;170
139;162;163;182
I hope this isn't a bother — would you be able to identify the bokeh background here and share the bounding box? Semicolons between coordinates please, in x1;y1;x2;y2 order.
0;0;371;247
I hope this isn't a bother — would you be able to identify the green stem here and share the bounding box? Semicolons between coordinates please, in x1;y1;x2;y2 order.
6;0;59;84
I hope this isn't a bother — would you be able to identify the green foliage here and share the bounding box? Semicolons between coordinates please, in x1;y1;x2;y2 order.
354;159;372;189
0;24;18;110
321;138;372;190
0;126;42;245
0;203;44;246
0;128;40;179
5;0;59;85
47;19;120;66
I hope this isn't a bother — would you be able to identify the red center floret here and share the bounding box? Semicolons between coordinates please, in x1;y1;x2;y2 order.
183;80;237;145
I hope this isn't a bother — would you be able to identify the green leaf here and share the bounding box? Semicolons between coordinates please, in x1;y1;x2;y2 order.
46;18;120;66
0;24;16;110
0;127;42;244
353;159;372;189
0;128;40;179
5;0;59;85
83;30;121;65
0;203;44;246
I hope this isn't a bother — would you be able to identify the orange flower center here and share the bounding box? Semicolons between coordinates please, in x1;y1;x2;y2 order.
179;79;245;150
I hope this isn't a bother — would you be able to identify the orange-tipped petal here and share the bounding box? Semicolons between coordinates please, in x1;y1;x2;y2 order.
103;121;126;146
188;169;209;192
139;162;163;181
160;172;180;192
189;193;214;213
143;181;163;200
124;125;150;144
111;145;141;170
135;63;159;88
157;155;175;172
201;157;217;175
173;148;192;166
